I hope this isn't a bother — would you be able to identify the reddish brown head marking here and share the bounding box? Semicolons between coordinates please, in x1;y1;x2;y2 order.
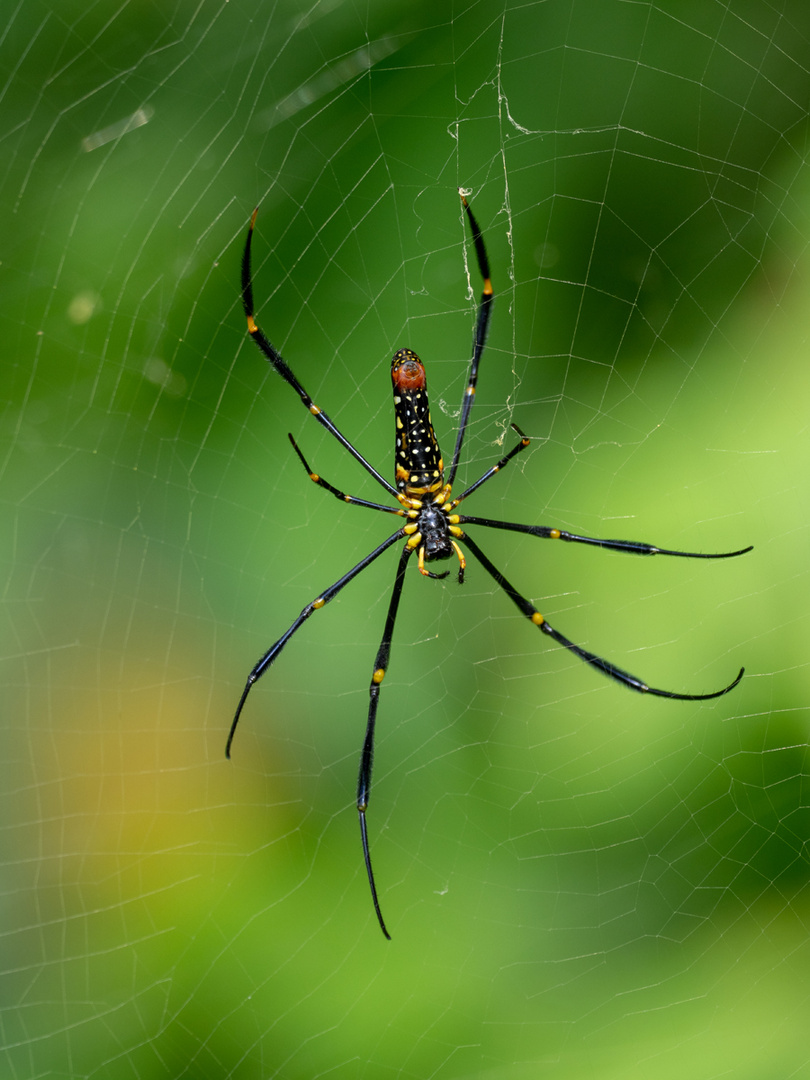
391;348;426;392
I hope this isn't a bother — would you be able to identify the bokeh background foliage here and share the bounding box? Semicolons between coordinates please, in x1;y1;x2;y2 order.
3;1;810;1076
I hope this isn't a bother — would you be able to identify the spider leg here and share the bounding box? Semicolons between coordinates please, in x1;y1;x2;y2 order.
460;532;745;700
450;424;532;507
446;194;494;488
242;210;399;500
357;543;414;940
288;434;408;516
457;516;753;560
226;529;405;758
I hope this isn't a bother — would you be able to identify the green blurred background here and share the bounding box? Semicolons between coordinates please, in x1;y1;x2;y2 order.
3;1;809;1076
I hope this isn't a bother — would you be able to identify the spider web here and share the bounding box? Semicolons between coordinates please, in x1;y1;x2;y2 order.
3;1;809;1076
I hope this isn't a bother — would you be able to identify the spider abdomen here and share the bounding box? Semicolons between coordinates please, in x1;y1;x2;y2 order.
391;348;444;497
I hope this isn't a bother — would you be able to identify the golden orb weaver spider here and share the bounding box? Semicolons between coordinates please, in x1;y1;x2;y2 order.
226;192;751;940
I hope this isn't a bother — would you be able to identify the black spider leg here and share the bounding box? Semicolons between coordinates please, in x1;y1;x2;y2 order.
242;210;399;500
357;543;414;940
226;528;405;759
446;195;494;489
288;433;406;517
459;532;745;700
455;516;754;560
450;424;532;506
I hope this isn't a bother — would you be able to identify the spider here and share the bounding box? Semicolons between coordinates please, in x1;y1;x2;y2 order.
226;192;751;940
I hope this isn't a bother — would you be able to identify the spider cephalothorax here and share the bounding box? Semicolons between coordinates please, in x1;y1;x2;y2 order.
403;495;460;581
227;193;751;939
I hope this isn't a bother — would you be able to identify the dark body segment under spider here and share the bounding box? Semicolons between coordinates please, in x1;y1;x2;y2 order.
228;193;751;941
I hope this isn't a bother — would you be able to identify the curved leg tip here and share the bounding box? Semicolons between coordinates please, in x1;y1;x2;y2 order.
646;665;746;701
